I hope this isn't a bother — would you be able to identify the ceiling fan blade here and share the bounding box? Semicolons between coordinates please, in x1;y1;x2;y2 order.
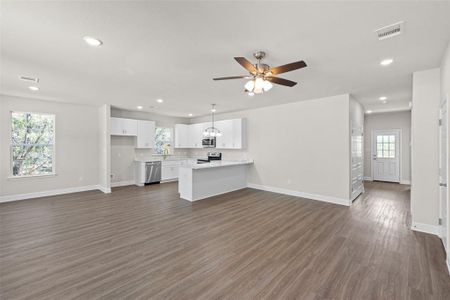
266;76;297;87
213;75;251;80
234;57;257;74
270;60;307;75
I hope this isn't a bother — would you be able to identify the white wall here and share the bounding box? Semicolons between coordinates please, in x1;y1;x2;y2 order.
411;68;441;227
350;96;364;129
0;94;101;198
192;94;353;204
442;41;450;103
363;111;411;183
110;108;189;185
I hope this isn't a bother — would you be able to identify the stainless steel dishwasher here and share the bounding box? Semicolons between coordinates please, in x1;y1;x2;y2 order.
145;161;161;184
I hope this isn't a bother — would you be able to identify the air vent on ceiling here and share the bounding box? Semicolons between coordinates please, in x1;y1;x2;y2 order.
19;76;39;83
375;21;404;40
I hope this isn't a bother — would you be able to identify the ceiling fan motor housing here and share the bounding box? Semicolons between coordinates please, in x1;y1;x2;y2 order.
253;51;266;60
257;64;270;74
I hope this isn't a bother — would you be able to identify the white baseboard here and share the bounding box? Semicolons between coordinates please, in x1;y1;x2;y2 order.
0;185;103;203
363;176;373;181
447;259;450;275
111;180;135;188
97;185;112;193
411;222;441;236
247;183;350;206
161;179;178;183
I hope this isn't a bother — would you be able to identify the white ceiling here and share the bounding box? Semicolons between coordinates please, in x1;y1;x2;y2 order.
1;1;450;117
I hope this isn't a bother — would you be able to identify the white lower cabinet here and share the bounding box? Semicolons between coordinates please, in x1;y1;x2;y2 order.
161;160;182;181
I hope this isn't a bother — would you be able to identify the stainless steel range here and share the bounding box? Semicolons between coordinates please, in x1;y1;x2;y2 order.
197;152;222;164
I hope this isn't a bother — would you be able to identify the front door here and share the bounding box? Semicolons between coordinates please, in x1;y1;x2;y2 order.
439;100;448;252
372;129;400;182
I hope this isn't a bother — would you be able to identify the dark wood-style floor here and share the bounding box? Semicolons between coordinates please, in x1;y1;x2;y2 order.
1;181;449;299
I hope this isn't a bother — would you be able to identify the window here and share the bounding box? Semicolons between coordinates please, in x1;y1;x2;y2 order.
376;135;395;158
10;112;55;177
154;127;172;155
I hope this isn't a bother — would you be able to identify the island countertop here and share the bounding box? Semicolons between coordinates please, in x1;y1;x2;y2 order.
180;160;254;170
178;159;253;201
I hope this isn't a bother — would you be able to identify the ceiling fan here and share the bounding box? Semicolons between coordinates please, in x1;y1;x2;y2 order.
213;51;307;96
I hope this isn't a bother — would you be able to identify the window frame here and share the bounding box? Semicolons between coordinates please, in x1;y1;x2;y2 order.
153;126;173;156
9;111;56;179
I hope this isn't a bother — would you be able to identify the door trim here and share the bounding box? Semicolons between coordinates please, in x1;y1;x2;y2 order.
371;129;402;183
438;96;449;254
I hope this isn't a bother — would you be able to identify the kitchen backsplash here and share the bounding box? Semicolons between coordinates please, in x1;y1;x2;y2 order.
189;149;250;160
134;148;190;161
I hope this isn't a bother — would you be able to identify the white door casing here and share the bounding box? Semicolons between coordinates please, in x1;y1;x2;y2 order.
439;98;448;252
372;129;401;182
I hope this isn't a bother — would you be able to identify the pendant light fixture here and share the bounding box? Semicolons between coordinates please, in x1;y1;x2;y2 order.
203;104;222;137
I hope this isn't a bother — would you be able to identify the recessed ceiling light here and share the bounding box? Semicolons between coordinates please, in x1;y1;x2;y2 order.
379;96;387;101
29;86;39;91
366;110;373;114
380;58;394;66
137;106;143;110
83;36;103;47
156;99;163;103
188;113;193;117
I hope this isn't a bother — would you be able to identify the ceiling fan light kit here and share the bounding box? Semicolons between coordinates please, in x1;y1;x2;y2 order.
213;51;307;95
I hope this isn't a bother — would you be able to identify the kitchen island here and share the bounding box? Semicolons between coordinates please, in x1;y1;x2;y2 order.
178;160;253;201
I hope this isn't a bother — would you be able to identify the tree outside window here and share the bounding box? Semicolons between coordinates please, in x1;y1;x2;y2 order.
154;127;172;155
11;112;55;177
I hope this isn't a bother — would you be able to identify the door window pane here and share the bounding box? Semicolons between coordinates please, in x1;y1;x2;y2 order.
376;134;396;158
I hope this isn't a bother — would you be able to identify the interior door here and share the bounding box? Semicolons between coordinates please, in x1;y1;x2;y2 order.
439;100;448;252
372;129;400;182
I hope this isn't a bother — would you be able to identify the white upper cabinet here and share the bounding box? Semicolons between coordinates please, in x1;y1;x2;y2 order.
111;117;138;136
188;123;206;148
216;119;245;149
215;120;234;149
174;124;190;148
136;120;155;148
174;119;245;149
231;119;244;149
